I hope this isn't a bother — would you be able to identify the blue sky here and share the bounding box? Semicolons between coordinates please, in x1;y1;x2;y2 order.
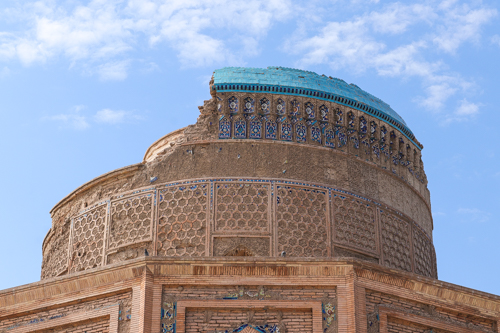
1;0;499;295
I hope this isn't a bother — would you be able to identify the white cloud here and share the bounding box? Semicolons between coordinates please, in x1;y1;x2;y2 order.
94;109;141;124
97;60;130;81
0;66;10;78
287;0;494;121
432;6;497;53
46;105;142;129
492;35;500;47
455;99;479;116
457;208;490;223
46;105;90;130
0;0;294;75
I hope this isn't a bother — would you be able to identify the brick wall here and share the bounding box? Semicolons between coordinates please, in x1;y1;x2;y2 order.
44;318;110;333
366;290;496;332
0;292;131;332
185;309;312;333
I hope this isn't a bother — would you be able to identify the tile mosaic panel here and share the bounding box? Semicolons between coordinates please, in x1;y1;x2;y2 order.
108;192;153;251
215;183;270;232
156;184;208;257
249;118;262;139
219;117;231;139
332;194;377;255
70;204;106;272
234;117;247;139
265;120;277;139
276;185;328;257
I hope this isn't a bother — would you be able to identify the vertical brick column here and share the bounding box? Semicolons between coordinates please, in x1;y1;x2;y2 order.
130;267;155;333
150;284;162;333
354;285;367;333
337;268;357;333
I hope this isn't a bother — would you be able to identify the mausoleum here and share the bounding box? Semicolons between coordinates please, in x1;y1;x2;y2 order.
0;67;498;333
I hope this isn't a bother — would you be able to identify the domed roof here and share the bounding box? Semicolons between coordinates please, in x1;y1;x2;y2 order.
213;66;417;146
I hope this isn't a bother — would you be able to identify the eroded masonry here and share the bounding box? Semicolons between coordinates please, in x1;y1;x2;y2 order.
1;67;499;333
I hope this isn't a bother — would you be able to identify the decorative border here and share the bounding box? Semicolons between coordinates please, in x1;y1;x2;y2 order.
55;177;436;279
213;84;419;148
5;303;119;333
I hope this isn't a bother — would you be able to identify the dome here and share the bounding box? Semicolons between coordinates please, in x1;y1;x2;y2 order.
41;67;434;281
213;66;418;147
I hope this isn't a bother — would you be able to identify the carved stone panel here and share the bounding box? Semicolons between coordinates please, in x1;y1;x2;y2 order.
156;184;208;257
380;210;412;272
213;237;270;257
215;183;270;233
332;194;377;255
276;185;328;257
108;192;153;251
70;204;106;273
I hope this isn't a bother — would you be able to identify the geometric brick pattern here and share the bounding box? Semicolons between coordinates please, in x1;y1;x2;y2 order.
70;204;106;273
380;211;412;272
413;227;435;278
109;193;153;250
42;178;436;279
333;194;377;255
156;184;208;257
276;185;328;257
41;225;70;279
215;183;269;232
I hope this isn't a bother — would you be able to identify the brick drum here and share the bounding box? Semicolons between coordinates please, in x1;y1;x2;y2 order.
0;67;498;333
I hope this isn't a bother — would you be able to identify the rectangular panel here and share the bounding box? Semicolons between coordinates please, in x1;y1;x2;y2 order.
213;236;270;257
176;300;322;333
70;203;107;273
379;209;412;272
108;191;154;251
276;185;328;257
332;193;378;255
412;226;436;278
156;184;209;257
214;182;271;233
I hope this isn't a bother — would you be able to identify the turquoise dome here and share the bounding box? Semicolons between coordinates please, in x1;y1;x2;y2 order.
213;66;418;147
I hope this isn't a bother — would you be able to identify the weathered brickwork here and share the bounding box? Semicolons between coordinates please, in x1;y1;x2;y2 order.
412;227;436;278
332;194;377;255
41;223;70;279
109;192;153;250
366;290;497;332
387;318;449;333
42;178;435;279
215;183;269;233
156;184;208;257
162;285;336;333
44;318;110;333
185;309;312;333
0;292;131;332
70;204;106;273
380;210;412;272
276;186;328;257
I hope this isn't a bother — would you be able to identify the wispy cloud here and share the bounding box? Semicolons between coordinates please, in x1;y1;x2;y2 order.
286;0;496;122
492;35;500;47
94;109;142;124
45;105;89;130
457;208;491;223
45;106;142;130
0;0;294;76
